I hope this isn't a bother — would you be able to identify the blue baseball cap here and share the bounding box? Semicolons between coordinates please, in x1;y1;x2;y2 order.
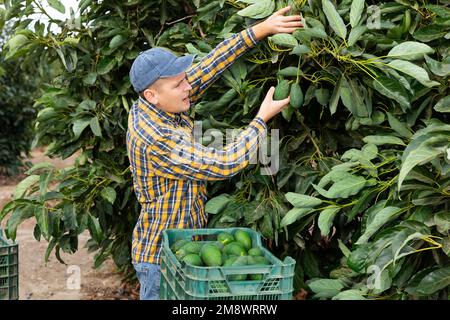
129;47;195;93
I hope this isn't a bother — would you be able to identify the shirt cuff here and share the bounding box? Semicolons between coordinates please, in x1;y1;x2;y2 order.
240;27;259;49
249;116;268;136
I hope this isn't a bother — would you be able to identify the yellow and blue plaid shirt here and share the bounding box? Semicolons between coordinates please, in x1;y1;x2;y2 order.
126;27;268;264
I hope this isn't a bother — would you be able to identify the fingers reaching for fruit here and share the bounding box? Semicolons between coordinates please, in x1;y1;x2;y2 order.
257;86;291;122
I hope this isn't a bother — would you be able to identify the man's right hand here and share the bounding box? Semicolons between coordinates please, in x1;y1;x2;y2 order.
256;87;290;123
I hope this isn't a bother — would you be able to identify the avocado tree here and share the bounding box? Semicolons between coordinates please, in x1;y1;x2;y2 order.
1;0;450;298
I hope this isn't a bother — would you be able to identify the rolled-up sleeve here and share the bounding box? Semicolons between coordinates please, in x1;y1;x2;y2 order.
149;117;267;181
186;27;258;103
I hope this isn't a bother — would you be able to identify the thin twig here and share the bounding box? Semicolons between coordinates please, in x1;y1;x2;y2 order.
166;15;195;26
198;23;206;38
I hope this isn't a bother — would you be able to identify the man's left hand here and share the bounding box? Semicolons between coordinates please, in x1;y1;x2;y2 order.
253;6;304;40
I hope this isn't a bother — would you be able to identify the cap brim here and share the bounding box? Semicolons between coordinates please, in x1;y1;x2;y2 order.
159;54;196;78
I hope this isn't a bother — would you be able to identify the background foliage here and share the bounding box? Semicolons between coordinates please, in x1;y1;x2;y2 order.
0;21;38;175
1;0;449;298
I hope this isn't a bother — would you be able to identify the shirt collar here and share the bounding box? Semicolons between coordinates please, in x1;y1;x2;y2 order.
138;97;183;125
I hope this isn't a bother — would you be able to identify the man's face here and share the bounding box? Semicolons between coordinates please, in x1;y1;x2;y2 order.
143;72;192;113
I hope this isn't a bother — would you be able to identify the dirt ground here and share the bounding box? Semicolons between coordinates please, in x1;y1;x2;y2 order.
0;148;139;300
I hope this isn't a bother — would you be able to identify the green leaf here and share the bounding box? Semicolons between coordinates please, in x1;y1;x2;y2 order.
350;0;365;28
14;175;40;199
435;211;450;234
339;77;357;116
39;171;54;198
329;74;342;115
372;76;410;111
73;119;91;139
35;206;49;238
79;99;96;111
278;67;301;77
356;206;402;244
392;232;426;265
424;55;450;77
363;135;405;146
386;112;412;138
316;167;354;189
340;77;367;117
205;194;231;214
425;4;450;18
348;25;367;47
97;56;116;75
351;79;369;117
281;105;294;121
327;176;369;198
313;175;369;199
371;268;392;295
434;96;450;113
308;278;344;297
280;207;315;228
109;34;127;50
315;88;330;106
25;162;55;175
305;17;325;30
62;203;78;231
405;267;440;295
361;144;378;160
35;105;56;120
290;44;311;56
346;188;377;223
387;41;434;61
269;34;298;48
388;60;439;88
62;37;80;46
416;267;450;295
230;60;247;81
338;239;351;258
100;187;116;204
296;28;328;39
347;244;370;272
318;207;340;237
322;0;347;40
55;47;77;72
47;0;65;14
83;72;97;86
6;34;28;51
5;34;29;59
44;239;58;263
237;0;274;19
88;213;103;243
285;192;322;208
442;237;450;257
6;206;34;240
332;289;367;300
410;119;450;140
413;25;447;42
89;117;102;137
398;135;447;191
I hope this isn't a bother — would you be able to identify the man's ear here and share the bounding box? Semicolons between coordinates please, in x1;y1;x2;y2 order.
143;87;158;105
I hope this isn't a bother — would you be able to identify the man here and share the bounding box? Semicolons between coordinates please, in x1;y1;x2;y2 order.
126;6;304;300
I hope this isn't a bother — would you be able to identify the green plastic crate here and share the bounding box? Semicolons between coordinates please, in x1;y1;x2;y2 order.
0;229;19;300
160;228;295;300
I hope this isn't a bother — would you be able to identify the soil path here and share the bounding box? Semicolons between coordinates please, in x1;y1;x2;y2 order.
0;148;138;300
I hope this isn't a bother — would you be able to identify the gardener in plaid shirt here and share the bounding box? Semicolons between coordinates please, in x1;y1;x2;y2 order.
127;6;303;300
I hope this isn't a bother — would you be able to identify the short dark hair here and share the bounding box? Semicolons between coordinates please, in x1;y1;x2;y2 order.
139;81;161;100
